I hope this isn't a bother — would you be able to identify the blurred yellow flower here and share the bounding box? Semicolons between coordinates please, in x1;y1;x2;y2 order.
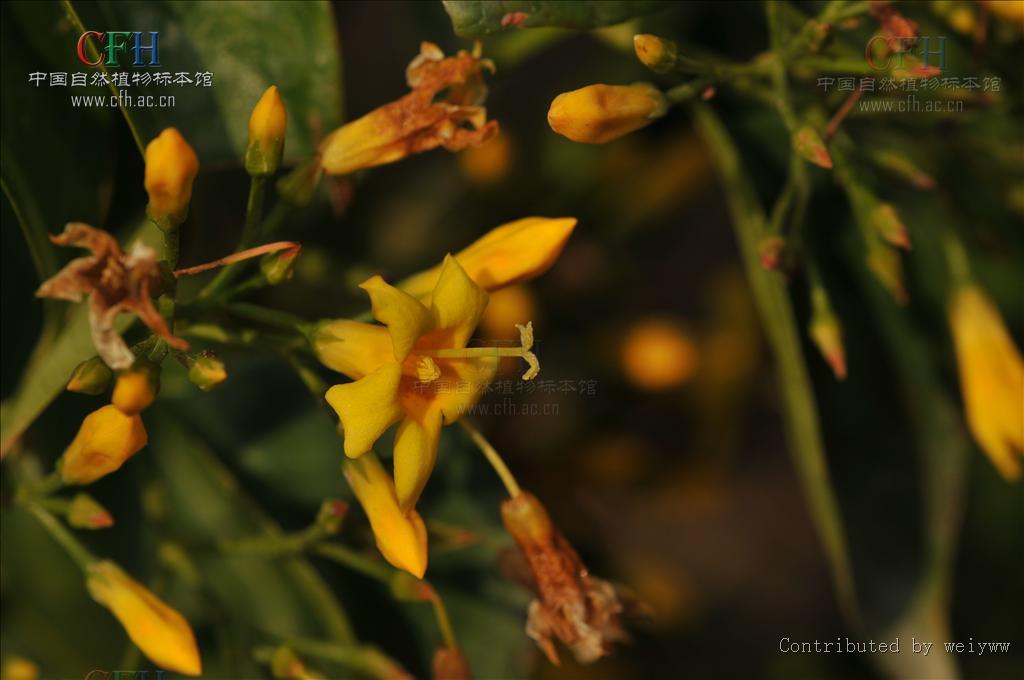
621;318;699;390
458;130;512;185
983;0;1024;28
86;560;202;676
398;217;576;298
480;284;536;341
948;284;1024;480
60;405;147;485
321;42;497;175
0;657;39;680
344;454;428;578
144;128;199;226
548;83;667;144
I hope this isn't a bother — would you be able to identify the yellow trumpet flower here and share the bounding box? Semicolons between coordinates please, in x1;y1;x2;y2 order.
59;405;147;485
320;42;497;176
144;128;199;226
86;560;202;676
548;83;667;144
949;284;1024;480
319;256;539;512
344;454;428;577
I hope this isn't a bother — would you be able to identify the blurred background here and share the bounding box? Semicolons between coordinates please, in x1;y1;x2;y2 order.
2;1;1022;679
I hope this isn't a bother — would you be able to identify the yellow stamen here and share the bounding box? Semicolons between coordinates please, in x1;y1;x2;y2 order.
419;322;540;380
416;356;442;382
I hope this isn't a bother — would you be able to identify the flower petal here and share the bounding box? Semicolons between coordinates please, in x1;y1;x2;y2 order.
400;217;577;297
393;408;443;512
360;275;432;361
326;364;403;458
344;454;428;578
312;319;393;380
426;255;489;349
434;356;499;424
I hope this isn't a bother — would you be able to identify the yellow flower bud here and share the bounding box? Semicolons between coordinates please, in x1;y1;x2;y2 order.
949;284;1024;480
246;85;288;176
86;560;202;676
983;0;1024;28
260;246;299;285
343;454;428;578
809;286;847;381
458;130;512;185
60;405;147;485
66;356;113;395
633;34;678;74
144;128;199;228
67;492;115;529
869;203;910;250
548;83;668;144
398;217;577;298
188;353;227;391
111;363;158;415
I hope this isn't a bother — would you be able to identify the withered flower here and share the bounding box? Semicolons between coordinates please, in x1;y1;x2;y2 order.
319;42;498;175
36;223;187;369
501;491;627;665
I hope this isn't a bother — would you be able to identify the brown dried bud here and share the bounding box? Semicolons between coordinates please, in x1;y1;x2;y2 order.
432;647;472;680
501;491;627;665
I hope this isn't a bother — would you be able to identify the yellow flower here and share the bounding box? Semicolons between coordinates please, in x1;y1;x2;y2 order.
548;83;667;144
949;284;1024;480
320;256;540;514
111;365;157;415
144;128;199;226
1;657;39;680
320;42;497;176
188;353;228;391
398;217;577;298
60;405;147;485
344;454;428;577
86;560;202;676
247;85;288;176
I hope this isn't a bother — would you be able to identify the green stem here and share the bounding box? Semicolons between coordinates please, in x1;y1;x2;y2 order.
694;104;860;629
60;0;145;156
458;419;521;497
312;543;392;582
430;593;458;650
27;502;95;570
256;637;404;680
227;302;309;333
203;176;268;298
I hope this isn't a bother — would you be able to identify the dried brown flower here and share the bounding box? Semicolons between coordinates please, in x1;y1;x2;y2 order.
36;223;187;369
501;491;627;665
319;42;498;175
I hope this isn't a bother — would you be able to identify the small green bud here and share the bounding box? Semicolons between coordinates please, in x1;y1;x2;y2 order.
246;86;288;176
67;356;113;395
277;157;323;208
314;499;348;535
792;126;833;169
870;203;911;250
260;247;300;285
67;493;114;529
188;352;227;392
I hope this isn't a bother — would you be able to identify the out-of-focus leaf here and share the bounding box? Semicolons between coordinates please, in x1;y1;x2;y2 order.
148;410;354;648
88;0;344;165
443;0;665;38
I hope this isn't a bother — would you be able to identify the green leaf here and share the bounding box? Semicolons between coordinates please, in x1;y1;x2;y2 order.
148;410;355;646
443;0;666;38
89;0;344;164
